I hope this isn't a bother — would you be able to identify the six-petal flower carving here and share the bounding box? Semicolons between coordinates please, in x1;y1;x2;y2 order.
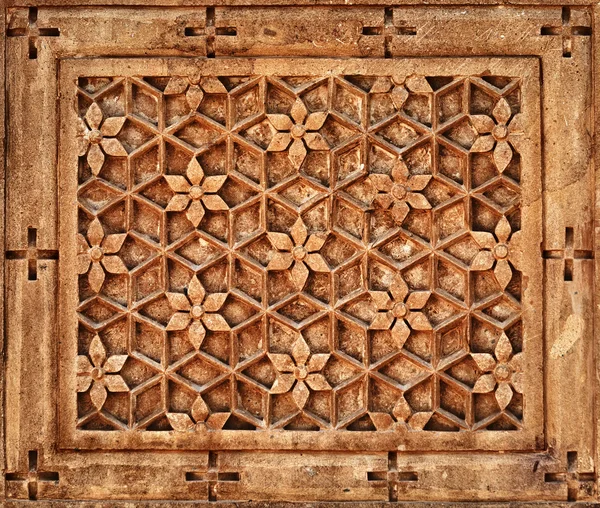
472;332;522;410
166;273;230;349
165;157;229;227
166;394;230;431
470;97;524;173
266;217;329;291
370;273;432;349
266;98;329;170
163;75;228;111
268;333;331;409
369;158;431;226
470;215;523;290
76;334;129;410
77;218;128;293
78;102;127;176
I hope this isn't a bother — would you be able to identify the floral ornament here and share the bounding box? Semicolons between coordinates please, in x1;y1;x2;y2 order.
77;102;127;176
166;394;230;431
268;333;331;409
76;334;129;410
163;75;227;111
369;158;431;226
365;75;433;112
470;215;523;291
266;217;329;291
266;98;329;170
77;218;127;293
472;332;522;410
164;157;228;227
166;273;230;350
470;97;524;173
369;272;432;348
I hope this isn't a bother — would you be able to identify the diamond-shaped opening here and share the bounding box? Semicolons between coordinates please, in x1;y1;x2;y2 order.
322;355;362;387
340;293;376;325
370;329;403;364
78;297;122;326
138;294;171;326
470;316;502;354
266;199;297;233
445;356;479;389
422;293;463;327
377;233;428;264
320;233;358;268
279;178;325;209
402;330;433;364
199;93;227;126
404;377;433;412
200;330;231;365
377;355;428;388
439;320;468;360
403;141;433;175
78;317;127;355
117;118;156;153
164;138;194;175
100;392;129;425
172;116;222;150
367;142;396;174
167;330;195;365
220;294;258;328
131;257;163;303
236;319;264;362
346;413;376;431
336;316;366;363
265;82;295;114
164;93;190;127
301;200;328;231
472;269;503;304
242;356;276;390
242;234;272;267
271;392;300;426
267;271;296;307
131;197;162;244
332;79;365;125
474;392;500;423
300;82;329;112
441;117;478;150
438;141;466;186
132;83;159;125
120;356;160;388
437;84;464;125
305;391;331;425
231;202;262;246
268;319;299;354
276;296;322;325
233;141;262;185
400;256;432;291
132;318;164;364
79;153;127;190
343;177;377;207
403;93;432;127
219;76;253;92
423;412;460;431
241;118;275;150
231;82;263;126
137;177;172;210
336;379;366;425
301;151;330;187
333;141;363;185
320;116;358;148
79;77;115;94
304;271;331;305
469;82;497;116
223;413;257;430
480;76;514;92
481;295;521;325
335;261;364;302
197;141;227;176
481;178;520;211
78;179;123;213
166;258;193;294
133;383;163;424
443;234;480;266
506;320;523;353
232;257;263;305
172;233;226;269
375;118;422;149
434;200;467;241
471;199;502;235
79;412;123;430
439;380;467;422
436;257;467;303
120;234;157;270
167;380;197;413
302;316;331;353
95;83;126;117
220;175;258;209
369;92;395;126
177;355;224;387
402;209;432;244
197;257;228;294
485;414;518;431
471;152;498;189
369;376;402;414
203;379;232;413
266;151;296;187
235;381;266;422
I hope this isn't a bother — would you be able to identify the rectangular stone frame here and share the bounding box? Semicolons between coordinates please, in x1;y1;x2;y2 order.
2;2;598;503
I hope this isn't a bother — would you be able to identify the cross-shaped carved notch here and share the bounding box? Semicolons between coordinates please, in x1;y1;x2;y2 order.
541;7;591;58
368;452;418;502
361;8;416;58
184;7;237;58
185;452;241;501
5;450;59;500
6;7;60;59
542;227;593;282
545;451;596;501
5;227;59;281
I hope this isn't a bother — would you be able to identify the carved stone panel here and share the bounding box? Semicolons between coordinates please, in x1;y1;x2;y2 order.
58;57;542;452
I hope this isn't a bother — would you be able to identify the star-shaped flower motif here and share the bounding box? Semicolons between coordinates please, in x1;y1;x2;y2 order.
470;215;523;291
268;333;331;409
369;158;431;226
166;273;230;349
77;102;127;176
164;157;228;227
386;75;434;112
77;218;127;293
163;75;227;111
76;334;129;410
369;273;432;349
472;332;522;410
266;98;329;170
166;394;230;431
266;217;329;291
470;97;524;173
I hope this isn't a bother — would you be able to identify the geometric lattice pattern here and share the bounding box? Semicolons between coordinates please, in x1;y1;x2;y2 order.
75;73;525;433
